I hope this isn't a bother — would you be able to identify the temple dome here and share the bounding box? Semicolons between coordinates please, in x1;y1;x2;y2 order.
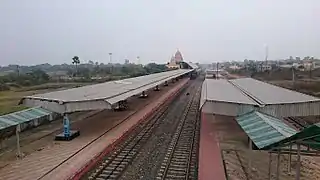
174;49;183;63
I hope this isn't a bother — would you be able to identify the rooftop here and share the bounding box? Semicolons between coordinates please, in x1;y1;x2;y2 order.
21;69;192;113
202;79;257;105
230;78;319;105
236;111;297;149
201;78;320;117
0;107;52;131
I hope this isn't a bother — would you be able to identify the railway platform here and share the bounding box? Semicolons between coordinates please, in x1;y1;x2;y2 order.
198;112;227;180
0;79;189;180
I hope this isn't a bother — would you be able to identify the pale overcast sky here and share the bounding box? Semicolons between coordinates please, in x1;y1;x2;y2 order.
0;0;319;65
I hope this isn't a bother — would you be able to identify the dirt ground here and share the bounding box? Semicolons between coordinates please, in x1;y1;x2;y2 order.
0;79;186;170
268;80;320;97
207;114;320;180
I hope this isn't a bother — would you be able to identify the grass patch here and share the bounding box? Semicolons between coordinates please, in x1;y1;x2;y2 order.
0;82;92;116
0;105;28;116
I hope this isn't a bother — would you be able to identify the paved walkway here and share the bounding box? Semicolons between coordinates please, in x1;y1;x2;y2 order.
198;112;227;180
0;79;188;180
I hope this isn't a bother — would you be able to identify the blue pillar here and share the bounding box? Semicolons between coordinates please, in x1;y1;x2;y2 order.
63;114;71;138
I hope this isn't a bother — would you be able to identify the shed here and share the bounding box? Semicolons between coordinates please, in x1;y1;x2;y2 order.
0;107;54;157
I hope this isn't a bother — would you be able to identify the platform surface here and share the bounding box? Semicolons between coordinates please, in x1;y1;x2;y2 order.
0;79;188;180
198;112;227;180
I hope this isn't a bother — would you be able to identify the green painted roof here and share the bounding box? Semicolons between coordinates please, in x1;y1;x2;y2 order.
236;111;298;149
269;123;320;150
0;107;52;130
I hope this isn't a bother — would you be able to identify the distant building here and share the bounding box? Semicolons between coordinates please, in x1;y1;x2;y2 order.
124;59;129;64
166;56;180;69
205;69;226;79
166;49;184;69
281;62;316;71
302;61;315;71
256;64;272;72
229;65;241;70
174;49;184;63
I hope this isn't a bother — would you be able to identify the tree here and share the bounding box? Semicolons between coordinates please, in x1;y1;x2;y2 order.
303;56;310;61
28;69;50;82
72;56;80;76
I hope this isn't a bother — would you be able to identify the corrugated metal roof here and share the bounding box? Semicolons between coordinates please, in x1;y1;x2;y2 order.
186;62;199;69
21;69;192;113
267;122;320;150
23;69;192;103
202;79;258;105
106;72;187;104
230;78;320;104
0;107;52;130
236;111;297;149
201;78;320;117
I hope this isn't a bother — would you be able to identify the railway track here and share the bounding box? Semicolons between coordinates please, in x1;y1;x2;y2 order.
156;86;200;180
83;80;201;180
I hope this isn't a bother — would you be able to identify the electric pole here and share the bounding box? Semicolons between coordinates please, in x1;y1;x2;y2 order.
216;62;219;79
292;66;295;87
265;45;268;65
108;53;112;64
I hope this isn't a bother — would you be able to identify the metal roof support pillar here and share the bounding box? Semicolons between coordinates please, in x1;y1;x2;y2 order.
248;138;252;178
288;144;292;173
276;150;281;180
296;143;301;180
16;124;22;158
268;152;272;180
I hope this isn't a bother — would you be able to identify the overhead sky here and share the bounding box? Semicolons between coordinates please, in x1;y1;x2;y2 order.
1;0;319;65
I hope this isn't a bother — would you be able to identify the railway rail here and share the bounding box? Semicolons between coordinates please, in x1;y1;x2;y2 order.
156;86;200;180
82;80;201;180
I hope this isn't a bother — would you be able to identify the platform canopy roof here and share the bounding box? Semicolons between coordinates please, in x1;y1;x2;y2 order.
236;111;297;149
202;79;257;105
265;122;320;150
21;69;192;114
229;78;319;105
0;107;52;131
201;78;320;117
236;110;320;151
185;62;199;69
